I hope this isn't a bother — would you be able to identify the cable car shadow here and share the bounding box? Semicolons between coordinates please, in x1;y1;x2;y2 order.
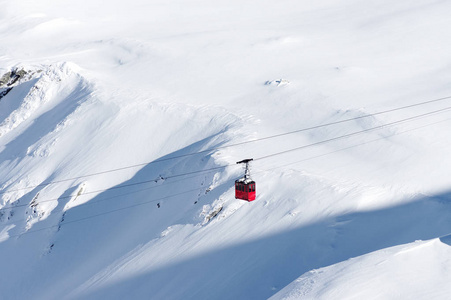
82;190;451;299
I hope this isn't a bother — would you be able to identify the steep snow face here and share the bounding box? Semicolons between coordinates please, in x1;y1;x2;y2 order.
0;62;245;298
1;0;451;299
0;63;93;219
271;236;451;300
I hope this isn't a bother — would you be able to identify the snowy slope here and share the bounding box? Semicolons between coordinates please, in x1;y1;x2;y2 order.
1;0;451;299
271;235;451;300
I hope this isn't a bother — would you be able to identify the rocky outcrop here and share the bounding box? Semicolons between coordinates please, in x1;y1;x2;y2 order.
0;68;28;87
0;68;29;101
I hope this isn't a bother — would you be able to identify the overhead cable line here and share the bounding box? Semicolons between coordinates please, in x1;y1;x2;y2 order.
255;105;451;161
9;187;202;239
3;104;451;213
6;114;451;238
1;173;211;226
0;165;232;212
253;116;451;174
2;95;451;195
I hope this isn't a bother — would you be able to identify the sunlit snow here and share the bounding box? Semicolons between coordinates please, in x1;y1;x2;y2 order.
1;0;451;299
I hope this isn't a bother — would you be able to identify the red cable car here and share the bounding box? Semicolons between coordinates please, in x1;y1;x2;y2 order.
235;159;256;201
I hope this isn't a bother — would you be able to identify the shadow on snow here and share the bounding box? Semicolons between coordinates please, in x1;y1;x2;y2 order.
82;191;451;300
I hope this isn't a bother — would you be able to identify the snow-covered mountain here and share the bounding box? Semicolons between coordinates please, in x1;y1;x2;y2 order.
1;0;451;299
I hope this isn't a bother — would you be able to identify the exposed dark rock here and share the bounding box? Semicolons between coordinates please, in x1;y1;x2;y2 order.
0;68;28;101
0;68;28;87
0;87;13;100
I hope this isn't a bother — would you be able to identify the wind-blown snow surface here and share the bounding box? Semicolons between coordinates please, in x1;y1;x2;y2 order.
271;235;451;300
1;0;451;299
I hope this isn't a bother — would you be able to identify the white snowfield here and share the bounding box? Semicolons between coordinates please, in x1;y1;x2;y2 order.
271;235;451;300
1;0;451;299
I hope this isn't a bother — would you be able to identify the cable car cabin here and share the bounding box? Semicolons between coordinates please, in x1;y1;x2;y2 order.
235;180;256;201
235;158;256;202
